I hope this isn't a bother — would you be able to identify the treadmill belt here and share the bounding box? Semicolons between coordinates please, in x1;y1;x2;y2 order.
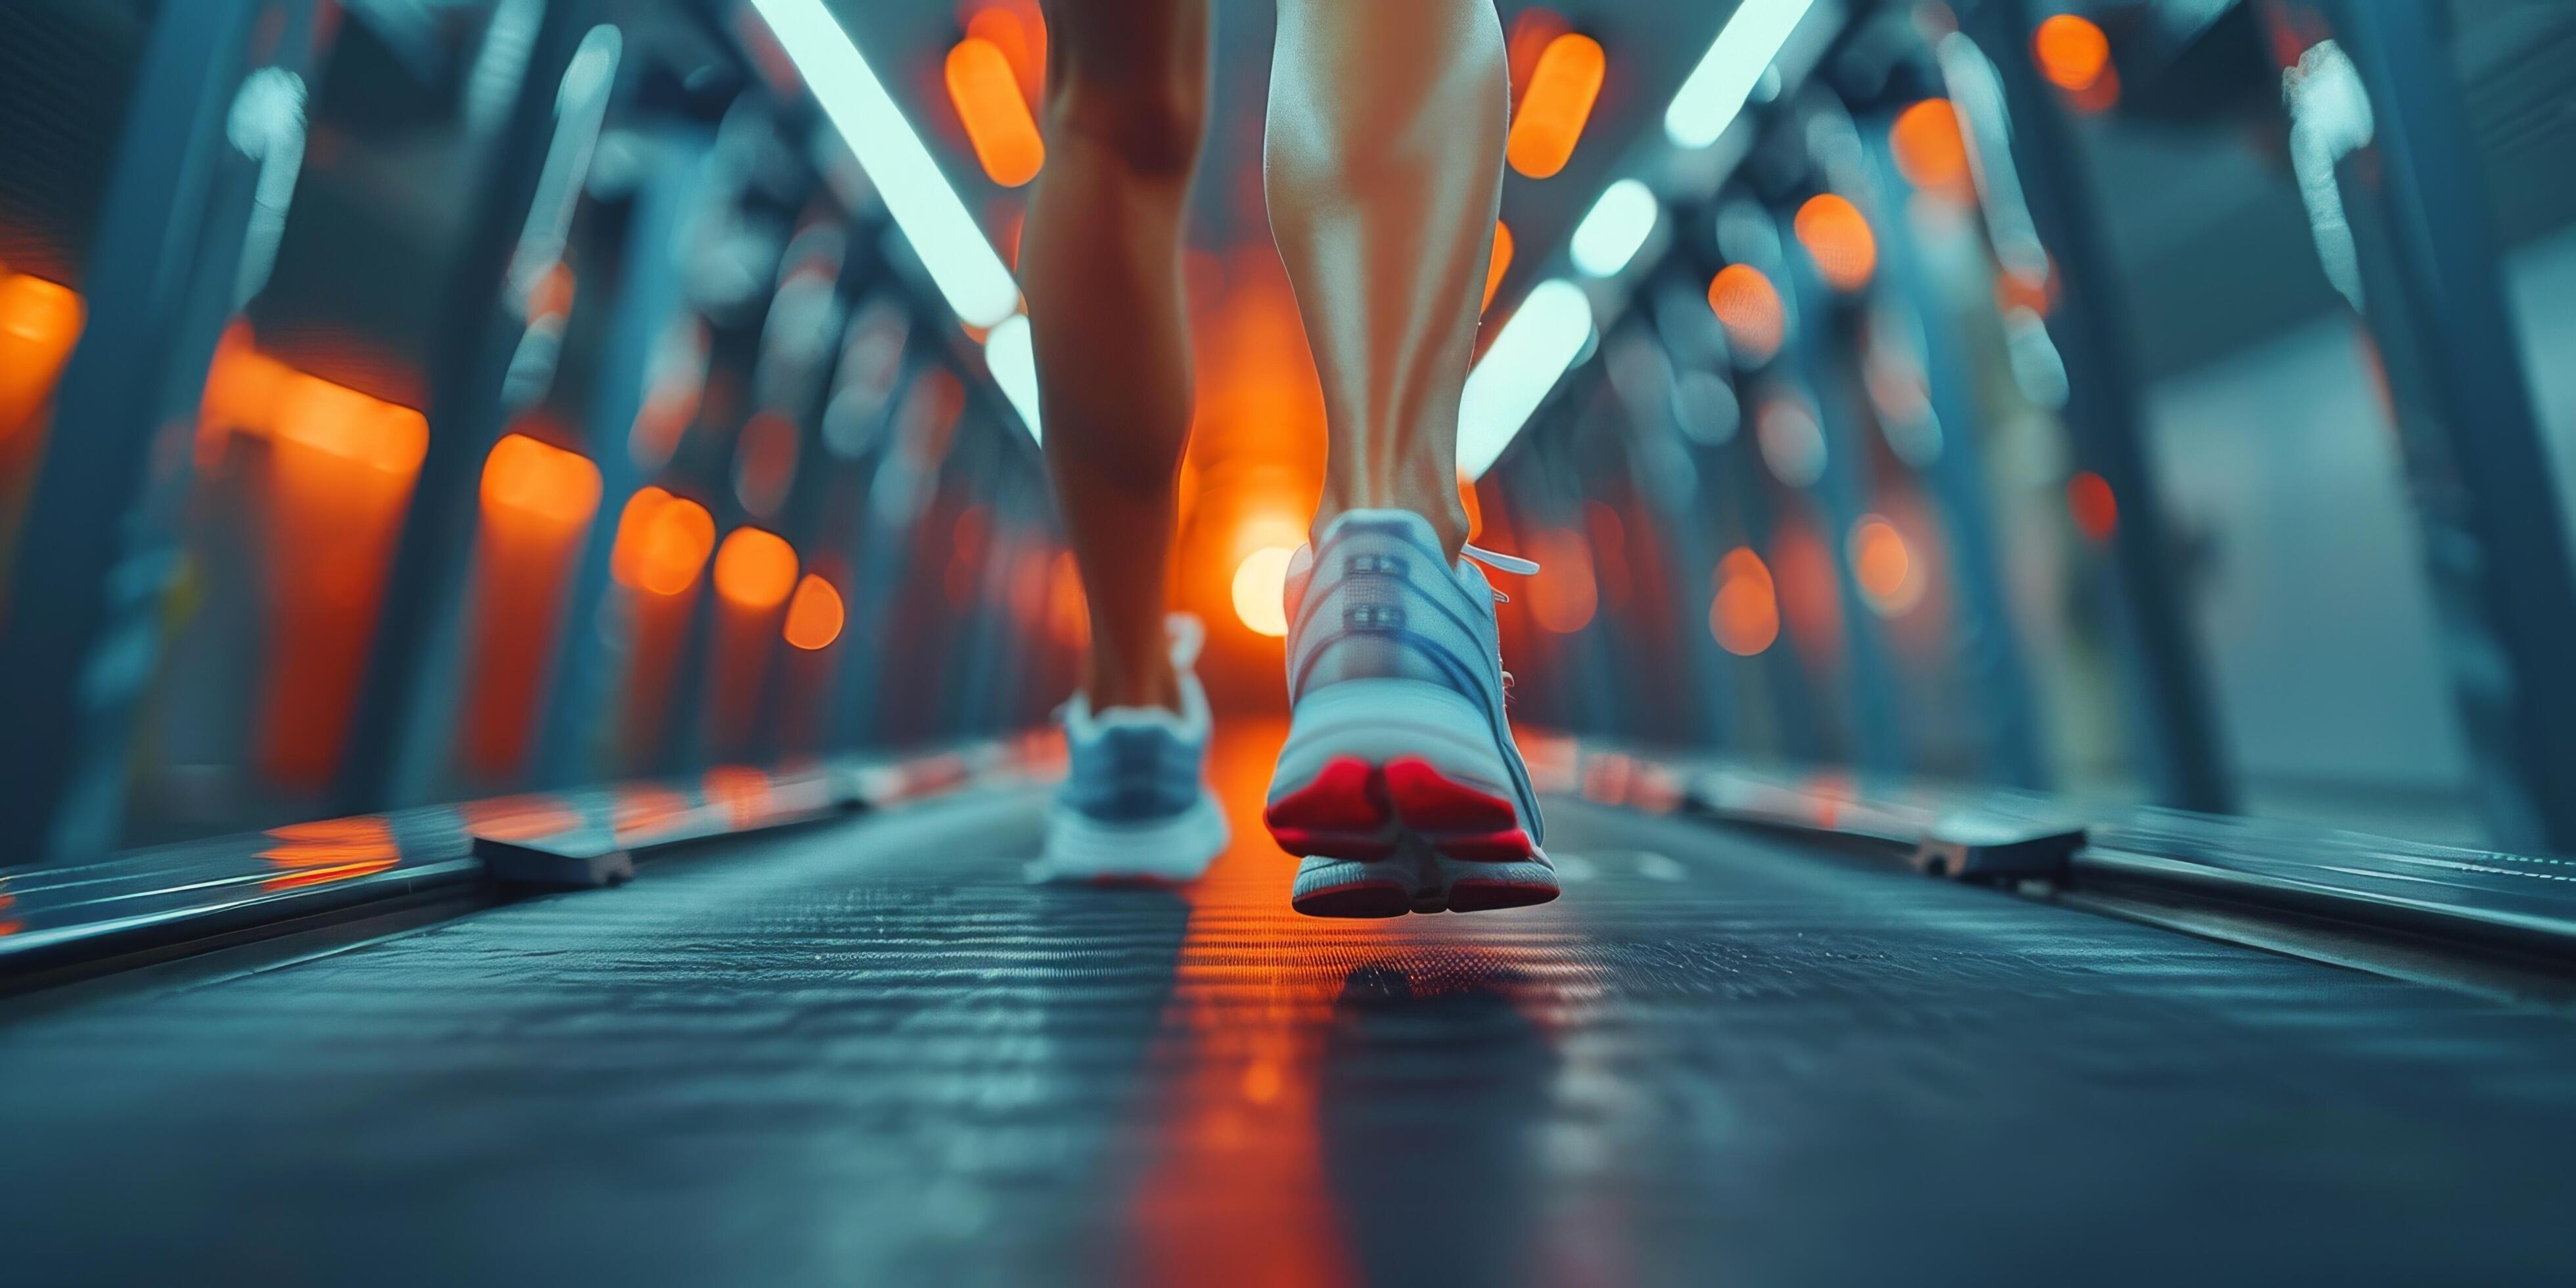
5;731;2574;1285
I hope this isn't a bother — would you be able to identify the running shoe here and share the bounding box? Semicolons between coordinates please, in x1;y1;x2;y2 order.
1034;614;1229;884
1264;509;1558;916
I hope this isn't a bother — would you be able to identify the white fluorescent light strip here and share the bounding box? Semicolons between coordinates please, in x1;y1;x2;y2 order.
983;313;1042;441
1665;0;1820;149
1569;179;1661;278
1458;278;1594;478
746;0;1021;329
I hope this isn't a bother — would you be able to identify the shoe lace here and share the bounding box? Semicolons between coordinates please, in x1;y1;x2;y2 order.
1461;542;1538;603
1460;543;1535;705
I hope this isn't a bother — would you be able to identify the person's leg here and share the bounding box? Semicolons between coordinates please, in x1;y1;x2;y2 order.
1260;1;1553;917
1265;0;1507;558
1023;0;1210;712
1025;0;1230;885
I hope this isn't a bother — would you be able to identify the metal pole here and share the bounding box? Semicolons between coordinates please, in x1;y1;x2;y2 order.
0;0;319;865
1968;0;2234;811
530;132;713;789
2271;1;2576;850
1861;131;2050;789
1780;219;1912;775
329;0;609;813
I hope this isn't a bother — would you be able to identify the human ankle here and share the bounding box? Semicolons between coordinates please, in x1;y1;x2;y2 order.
1084;656;1182;714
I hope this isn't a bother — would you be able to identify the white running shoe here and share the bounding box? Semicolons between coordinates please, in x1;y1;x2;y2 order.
1033;614;1229;884
1264;509;1558;917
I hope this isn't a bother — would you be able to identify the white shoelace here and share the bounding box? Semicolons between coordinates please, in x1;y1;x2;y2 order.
1461;542;1539;603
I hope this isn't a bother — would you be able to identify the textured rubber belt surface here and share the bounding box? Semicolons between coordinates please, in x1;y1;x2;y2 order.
4;790;2575;1284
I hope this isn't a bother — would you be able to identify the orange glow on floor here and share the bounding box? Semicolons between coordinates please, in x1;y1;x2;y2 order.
714;526;799;610
260;374;432;789
1230;546;1295;637
1526;527;1598;633
611;488;717;596
0;271;84;444
1795;193;1877;292
1126;720;1582;1287
460;432;603;780
1890;99;1970;194
948;36;1046;187
1506;33;1605;179
1484;220;1515;313
2067;470;2119;541
783;573;846;650
258;817;400;890
2034;14;2111;92
1712;547;1781;655
1707;264;1786;363
1850;514;1923;616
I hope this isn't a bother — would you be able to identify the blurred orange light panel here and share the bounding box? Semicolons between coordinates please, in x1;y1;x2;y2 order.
612;488;718;596
1796;193;1877;291
1711;547;1780;656
1849;515;1921;615
262;375;431;787
480;432;602;529
2067;470;2118;540
714;526;798;610
947;37;1046;187
965;1;1046;106
1484;221;1515;313
462;433;602;777
0;272;84;442
2033;14;2111;91
1506;33;1605;179
783;574;846;650
1707;264;1786;363
1890;99;1969;193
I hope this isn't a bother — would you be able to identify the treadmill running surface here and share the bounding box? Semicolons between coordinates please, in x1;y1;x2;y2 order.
4;727;2572;1285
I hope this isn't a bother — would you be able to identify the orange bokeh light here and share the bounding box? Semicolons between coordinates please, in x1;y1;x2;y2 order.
0;271;85;442
1890;99;1969;193
783;573;846;650
1849;515;1922;616
1711;547;1780;656
1458;472;1484;543
610;487;718;596
1484;221;1514;313
1708;264;1787;363
463;432;603;778
480;432;601;530
713;526;798;610
1796;193;1877;292
2034;14;2111;91
1527;527;1598;633
964;0;1046;105
1506;33;1605;179
1231;546;1295;637
2067;470;2119;541
947;37;1046;187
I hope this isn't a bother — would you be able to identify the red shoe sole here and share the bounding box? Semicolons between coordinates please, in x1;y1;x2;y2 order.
1265;755;1534;863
